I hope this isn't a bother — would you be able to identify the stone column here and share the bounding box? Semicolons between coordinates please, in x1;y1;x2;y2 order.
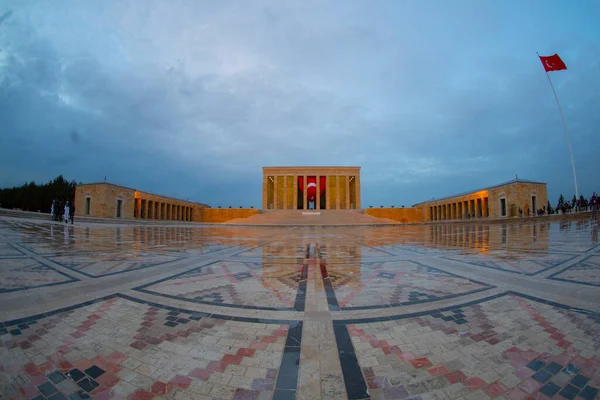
355;173;361;209
293;175;298;210
346;175;350;209
262;173;268;210
303;175;308;210
316;175;320;210
283;175;288;210
325;176;330;210
273;175;278;210
336;176;340;210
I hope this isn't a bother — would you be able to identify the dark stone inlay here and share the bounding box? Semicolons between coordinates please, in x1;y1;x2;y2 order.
320;261;340;311
76;377;99;393
275;346;301;391
66;369;86;382
37;382;58;396
559;384;581;400
580;386;599;400
532;370;551;383
272;389;297;399
571;374;590;388
333;324;369;400
540;382;561;397
293;263;309;312
275;321;303;392
545;362;563;374
83;365;105;379
527;359;545;372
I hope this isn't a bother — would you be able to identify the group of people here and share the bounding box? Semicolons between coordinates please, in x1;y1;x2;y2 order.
50;199;75;224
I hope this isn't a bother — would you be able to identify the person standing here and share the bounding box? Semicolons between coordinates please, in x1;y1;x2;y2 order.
592;192;598;219
63;201;70;224
50;200;55;220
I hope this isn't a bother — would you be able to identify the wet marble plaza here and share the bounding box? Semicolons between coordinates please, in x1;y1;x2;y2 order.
0;216;599;400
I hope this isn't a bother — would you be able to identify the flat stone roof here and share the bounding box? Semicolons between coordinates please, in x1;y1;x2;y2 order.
412;178;547;206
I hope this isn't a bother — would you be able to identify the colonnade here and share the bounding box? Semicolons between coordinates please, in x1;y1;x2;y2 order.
264;172;360;210
135;198;194;222
429;196;489;221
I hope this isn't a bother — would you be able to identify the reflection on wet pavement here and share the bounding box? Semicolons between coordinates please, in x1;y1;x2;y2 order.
0;216;599;399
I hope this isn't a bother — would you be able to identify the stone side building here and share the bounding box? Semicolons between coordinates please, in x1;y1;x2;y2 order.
74;183;208;221
413;178;548;222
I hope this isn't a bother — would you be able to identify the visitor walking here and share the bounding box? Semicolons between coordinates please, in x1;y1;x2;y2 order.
592;192;598;219
63;201;70;224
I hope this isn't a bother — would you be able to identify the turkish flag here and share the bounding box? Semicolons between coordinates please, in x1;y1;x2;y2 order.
539;54;567;72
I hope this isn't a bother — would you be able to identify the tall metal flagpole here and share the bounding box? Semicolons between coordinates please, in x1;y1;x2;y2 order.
537;52;579;203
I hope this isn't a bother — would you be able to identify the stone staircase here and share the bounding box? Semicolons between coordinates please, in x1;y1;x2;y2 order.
224;209;399;225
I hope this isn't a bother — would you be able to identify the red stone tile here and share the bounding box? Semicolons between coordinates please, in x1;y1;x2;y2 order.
550;332;565;340
23;363;37;374
222;354;243;365
169;374;192;389
261;336;277;343
382;345;402;355
444;370;467;384
58;360;73;370
464;377;486;391
410;358;432;369
151;381;173;396
236;348;256;357
189;368;213;380
37;362;54;375
73;359;94;371
428;365;449;376
273;329;288;337
128;389;155;400
207;361;226;373
369;339;389;348
250;342;268;350
130;340;148;350
96;372;120;388
557;339;572;349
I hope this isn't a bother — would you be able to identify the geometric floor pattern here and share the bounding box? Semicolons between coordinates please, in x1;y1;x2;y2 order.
549;255;600;287
0;216;599;399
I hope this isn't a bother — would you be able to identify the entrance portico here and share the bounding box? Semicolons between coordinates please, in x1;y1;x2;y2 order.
262;166;361;210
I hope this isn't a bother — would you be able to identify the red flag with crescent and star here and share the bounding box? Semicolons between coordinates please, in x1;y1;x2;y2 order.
539;54;567;72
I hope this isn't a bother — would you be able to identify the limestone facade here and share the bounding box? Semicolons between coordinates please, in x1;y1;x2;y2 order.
413;178;548;222
262;166;361;210
74;183;208;221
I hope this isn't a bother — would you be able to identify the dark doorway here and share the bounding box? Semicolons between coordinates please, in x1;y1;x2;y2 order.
500;198;507;217
531;195;537;213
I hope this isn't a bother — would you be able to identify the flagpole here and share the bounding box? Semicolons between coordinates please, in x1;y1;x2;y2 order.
537;52;579;203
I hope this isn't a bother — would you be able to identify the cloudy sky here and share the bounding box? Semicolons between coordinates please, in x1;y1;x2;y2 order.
1;1;598;207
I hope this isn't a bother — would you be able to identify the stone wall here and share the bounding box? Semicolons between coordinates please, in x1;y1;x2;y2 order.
364;207;424;223
74;184;136;218
197;208;260;223
487;182;548;218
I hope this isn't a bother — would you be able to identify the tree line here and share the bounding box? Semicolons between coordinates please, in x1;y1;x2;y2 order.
0;175;78;213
